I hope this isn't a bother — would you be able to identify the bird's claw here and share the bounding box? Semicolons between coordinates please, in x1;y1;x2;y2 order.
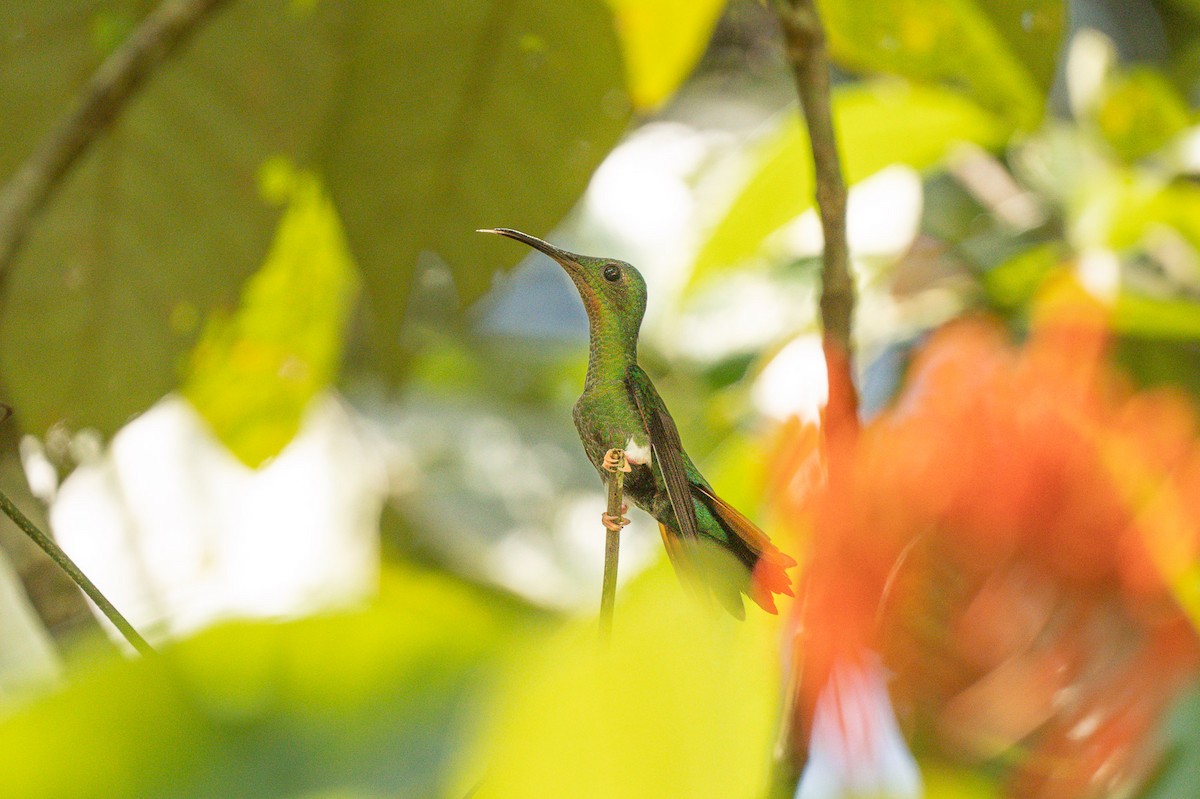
602;512;631;532
603;448;632;473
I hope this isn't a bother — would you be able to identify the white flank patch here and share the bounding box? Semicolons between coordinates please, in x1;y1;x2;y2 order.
624;436;652;466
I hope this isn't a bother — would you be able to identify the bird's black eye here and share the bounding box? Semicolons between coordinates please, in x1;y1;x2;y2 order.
602;263;621;282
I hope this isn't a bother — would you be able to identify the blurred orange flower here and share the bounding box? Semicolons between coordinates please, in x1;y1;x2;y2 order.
773;277;1200;798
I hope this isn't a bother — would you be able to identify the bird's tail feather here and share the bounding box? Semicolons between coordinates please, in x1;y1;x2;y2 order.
693;485;797;614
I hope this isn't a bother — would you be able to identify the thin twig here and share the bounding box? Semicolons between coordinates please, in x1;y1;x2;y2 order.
0;487;154;656
599;450;628;641
776;0;854;358
0;0;232;279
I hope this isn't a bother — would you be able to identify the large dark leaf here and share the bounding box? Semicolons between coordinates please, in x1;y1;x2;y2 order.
318;1;628;376
0;1;629;438
0;1;333;437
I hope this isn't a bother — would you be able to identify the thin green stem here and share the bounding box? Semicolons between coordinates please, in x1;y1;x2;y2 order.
599;455;627;641
0;487;154;656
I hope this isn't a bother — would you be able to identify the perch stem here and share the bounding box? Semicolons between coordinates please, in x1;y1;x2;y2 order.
599;451;627;641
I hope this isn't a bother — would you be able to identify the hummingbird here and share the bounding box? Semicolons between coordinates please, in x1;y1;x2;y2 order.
480;228;796;617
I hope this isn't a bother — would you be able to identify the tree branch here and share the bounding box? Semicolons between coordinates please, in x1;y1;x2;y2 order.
772;3;859;793
0;0;232;279
776;0;854;358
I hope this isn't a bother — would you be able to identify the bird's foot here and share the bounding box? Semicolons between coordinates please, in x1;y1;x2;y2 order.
603;448;632;473
602;510;630;532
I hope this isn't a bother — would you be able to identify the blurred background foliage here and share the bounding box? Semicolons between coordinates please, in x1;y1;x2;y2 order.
0;0;1198;797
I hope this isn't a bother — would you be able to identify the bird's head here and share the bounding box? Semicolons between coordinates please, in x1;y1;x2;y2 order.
480;228;647;345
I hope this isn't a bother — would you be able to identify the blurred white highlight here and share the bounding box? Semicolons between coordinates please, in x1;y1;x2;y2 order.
753;335;829;424
781;165;923;259
797;656;923;799
49;393;385;642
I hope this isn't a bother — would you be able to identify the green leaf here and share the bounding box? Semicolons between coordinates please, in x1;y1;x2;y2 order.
460;561;781;799
983;243;1065;310
1;1;629;436
0;565;528;799
692;81;1007;285
924;763;1000;798
1113;293;1200;340
0;0;333;438
317;1;629;379
603;0;727;109
1109;181;1200;255
1095;67;1191;162
1116;337;1200;400
1137;682;1200;799
182;161;358;468
816;0;1065;129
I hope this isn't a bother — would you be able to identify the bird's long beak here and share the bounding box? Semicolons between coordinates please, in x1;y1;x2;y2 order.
477;228;584;272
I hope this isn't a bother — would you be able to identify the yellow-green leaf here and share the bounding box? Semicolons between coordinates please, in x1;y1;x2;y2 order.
1095;67;1191;162
817;0;1065;129
0;564;526;799
461;560;781;799
183;160;357;467
604;0;727;109
693;81;1007;285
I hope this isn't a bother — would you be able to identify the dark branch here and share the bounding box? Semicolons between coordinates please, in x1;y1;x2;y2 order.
776;0;855;357
0;0;232;278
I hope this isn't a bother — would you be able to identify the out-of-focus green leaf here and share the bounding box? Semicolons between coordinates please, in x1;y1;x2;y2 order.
1;1;629;436
603;0;726;110
1113;293;1200;339
1153;0;1200;101
182;161;358;468
0;565;531;799
318;1;629;382
1095;67;1191;162
460;560;780;799
1109;181;1200;254
816;0;1065;129
983;243;1064;310
1116;337;1200;399
0;1;333;438
693;81;1007;285
923;763;999;798
1137;682;1200;799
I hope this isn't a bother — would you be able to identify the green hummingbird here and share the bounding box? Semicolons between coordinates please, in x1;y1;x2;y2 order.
480;228;796;617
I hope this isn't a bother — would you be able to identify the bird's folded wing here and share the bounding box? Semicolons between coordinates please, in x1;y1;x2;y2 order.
625;366;700;547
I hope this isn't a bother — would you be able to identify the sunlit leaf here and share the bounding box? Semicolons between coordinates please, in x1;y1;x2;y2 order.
182;160;358;468
1095;67;1191;162
1108;181;1200;254
460;561;780;799
604;0;726;109
0;0;333;438
0;565;531;799
693;81;1007;285
1113;293;1200;340
816;0;1065;129
923;763;999;798
983;243;1065;310
318;1;629;381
